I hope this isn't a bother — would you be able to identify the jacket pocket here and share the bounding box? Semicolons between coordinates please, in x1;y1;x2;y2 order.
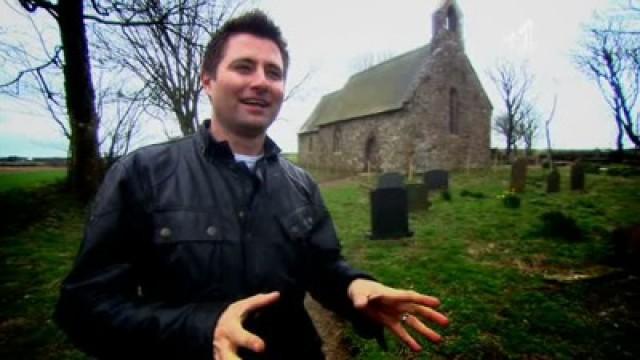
152;210;224;244
277;205;315;242
149;210;227;296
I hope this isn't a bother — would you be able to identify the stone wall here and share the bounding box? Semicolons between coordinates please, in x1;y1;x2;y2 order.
298;33;491;173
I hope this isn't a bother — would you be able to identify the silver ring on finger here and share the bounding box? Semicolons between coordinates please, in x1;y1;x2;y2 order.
400;312;410;323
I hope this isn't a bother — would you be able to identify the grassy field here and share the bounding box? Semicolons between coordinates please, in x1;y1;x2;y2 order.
0;167;66;192
1;166;639;359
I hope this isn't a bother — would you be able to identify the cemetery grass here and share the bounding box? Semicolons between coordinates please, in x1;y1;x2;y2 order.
320;167;640;359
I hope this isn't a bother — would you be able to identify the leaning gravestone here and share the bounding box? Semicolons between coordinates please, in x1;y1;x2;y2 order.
423;170;449;191
407;183;429;212
546;168;560;193
370;173;412;239
510;158;528;193
570;160;585;191
377;172;405;189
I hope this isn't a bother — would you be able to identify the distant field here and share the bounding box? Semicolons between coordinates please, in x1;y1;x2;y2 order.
0;167;66;192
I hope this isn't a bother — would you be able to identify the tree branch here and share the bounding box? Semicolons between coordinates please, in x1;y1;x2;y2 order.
0;46;62;91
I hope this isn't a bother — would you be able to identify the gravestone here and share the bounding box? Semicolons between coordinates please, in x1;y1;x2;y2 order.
377;172;405;189
570;160;585;191
423;170;449;191
510;158;528;193
611;224;640;274
546;168;560;193
407;183;430;212
370;174;412;239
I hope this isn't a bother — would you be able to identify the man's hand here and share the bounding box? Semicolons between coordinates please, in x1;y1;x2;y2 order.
212;292;280;360
348;279;449;352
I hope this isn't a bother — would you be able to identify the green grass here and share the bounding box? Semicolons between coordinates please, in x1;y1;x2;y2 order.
323;166;640;359
2;166;639;359
0;168;66;192
0;169;87;359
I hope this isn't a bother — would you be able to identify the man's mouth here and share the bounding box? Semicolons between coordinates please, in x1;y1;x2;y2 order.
240;98;270;108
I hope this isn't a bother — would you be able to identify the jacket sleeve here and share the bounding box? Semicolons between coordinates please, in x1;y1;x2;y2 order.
302;177;386;343
54;160;227;360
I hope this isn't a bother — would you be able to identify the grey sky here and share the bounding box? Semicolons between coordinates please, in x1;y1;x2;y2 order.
0;0;626;157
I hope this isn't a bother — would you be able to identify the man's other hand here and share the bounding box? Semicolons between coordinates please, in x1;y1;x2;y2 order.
348;279;449;352
213;292;280;360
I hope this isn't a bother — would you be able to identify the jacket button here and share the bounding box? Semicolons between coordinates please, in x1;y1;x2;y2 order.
207;226;217;237
160;227;171;238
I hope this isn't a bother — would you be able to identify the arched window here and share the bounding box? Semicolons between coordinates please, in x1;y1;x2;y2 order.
449;88;459;134
446;6;458;32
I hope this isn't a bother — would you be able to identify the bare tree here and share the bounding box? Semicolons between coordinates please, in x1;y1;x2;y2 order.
488;60;535;160
1;1;199;200
544;94;558;168
575;7;640;151
94;73;147;167
92;0;244;136
516;102;540;157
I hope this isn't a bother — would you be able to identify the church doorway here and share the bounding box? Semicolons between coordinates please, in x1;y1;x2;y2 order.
363;135;380;172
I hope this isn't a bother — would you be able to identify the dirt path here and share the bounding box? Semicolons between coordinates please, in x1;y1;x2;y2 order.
302;177;359;360
304;296;352;360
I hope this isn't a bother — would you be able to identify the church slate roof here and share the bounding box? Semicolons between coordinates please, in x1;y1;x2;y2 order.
299;44;432;134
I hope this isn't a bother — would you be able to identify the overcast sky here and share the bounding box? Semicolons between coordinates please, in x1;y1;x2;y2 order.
0;0;628;157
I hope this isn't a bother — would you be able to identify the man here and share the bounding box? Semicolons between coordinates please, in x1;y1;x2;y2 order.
55;10;448;360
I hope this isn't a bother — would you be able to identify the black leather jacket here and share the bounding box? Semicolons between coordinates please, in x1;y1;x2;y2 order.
55;121;379;359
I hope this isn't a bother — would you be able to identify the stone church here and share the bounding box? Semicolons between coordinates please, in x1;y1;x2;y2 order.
297;0;492;173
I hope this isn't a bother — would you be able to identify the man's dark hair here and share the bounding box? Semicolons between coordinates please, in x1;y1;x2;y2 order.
201;9;289;78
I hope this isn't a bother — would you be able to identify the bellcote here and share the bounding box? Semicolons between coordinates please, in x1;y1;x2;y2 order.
432;0;463;47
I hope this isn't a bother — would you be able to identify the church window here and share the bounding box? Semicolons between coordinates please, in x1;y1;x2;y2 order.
449;88;459;134
333;126;342;152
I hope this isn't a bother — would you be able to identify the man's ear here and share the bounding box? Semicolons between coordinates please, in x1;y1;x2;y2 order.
201;71;215;97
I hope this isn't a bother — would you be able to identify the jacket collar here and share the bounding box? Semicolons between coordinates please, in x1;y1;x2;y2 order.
197;119;281;162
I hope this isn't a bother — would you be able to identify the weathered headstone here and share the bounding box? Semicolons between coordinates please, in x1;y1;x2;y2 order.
510;158;528;193
370;177;412;239
407;183;430;212
377;172;405;189
546;168;560;193
570;160;585;191
423;170;449;191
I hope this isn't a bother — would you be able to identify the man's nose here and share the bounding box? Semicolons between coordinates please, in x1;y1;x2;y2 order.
249;69;269;92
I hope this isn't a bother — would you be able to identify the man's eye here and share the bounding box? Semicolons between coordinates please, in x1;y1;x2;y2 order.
235;64;252;73
267;69;283;80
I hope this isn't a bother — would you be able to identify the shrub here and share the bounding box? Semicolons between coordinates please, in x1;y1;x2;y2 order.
441;190;452;201
606;166;640;177
498;190;521;209
460;189;486;199
537;211;584;241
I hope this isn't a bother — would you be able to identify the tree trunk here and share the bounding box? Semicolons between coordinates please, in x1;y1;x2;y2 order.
58;0;103;200
177;112;196;136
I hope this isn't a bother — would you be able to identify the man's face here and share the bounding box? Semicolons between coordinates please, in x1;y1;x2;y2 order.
202;33;285;138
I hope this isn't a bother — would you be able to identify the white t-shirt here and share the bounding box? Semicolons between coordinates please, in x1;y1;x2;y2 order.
234;153;263;171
